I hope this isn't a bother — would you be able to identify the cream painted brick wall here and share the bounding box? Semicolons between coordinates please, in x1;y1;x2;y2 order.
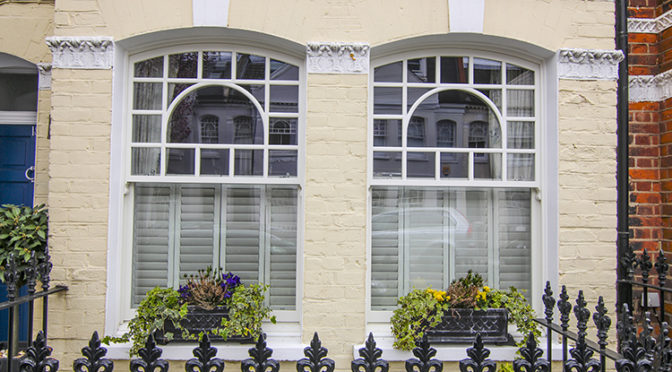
35;89;51;205
303;74;368;367
0;3;53;63
558;79;617;315
46;68;112;363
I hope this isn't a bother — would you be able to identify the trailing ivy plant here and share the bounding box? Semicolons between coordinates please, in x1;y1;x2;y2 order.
0;204;48;284
216;283;275;341
391;271;540;351
103;287;189;356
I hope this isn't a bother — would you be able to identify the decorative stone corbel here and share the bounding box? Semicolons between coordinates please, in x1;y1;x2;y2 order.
37;63;51;90
557;48;624;80
306;42;370;74
45;36;114;69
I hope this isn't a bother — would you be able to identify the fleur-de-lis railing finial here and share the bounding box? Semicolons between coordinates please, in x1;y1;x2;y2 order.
622;244;636;281
242;333;279;372
513;332;549;372
186;334;225;372
297;333;335;372
459;334;496;372
6;253;17;301
20;331;60;372
351;333;389;372
26;251;38;295
593;296;610;351
73;331;114;372
543;282;555;324
558;286;571;331
615;304;653;372
639;249;652;284
638;313;657;363
37;246;53;291
565;291;600;372
130;333;168;372
655;248;668;288
405;335;442;372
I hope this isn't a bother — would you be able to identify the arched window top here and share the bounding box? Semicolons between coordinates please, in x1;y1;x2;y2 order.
370;53;537;184
128;47;302;181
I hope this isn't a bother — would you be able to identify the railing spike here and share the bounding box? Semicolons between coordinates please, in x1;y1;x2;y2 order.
20;331;59;372
655;249;668;287
405;334;442;372
543;282;555;323
513;332;549;372
129;333;168;372
351;333;388;372
458;334;496;372
297;332;334;372
185;334;224;372
242;333;278;372
73;331;114;372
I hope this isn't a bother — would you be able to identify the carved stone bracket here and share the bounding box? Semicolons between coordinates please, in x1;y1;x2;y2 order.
557;48;624;80
630;70;672;102
629;10;672;33
46;36;114;69
306;42;369;74
37;63;52;90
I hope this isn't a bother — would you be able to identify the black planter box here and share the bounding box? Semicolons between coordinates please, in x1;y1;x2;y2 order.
154;306;254;344
424;308;511;344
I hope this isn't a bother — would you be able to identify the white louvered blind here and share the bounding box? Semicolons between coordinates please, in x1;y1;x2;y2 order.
131;184;298;309
497;189;531;294
132;185;171;306
267;187;297;309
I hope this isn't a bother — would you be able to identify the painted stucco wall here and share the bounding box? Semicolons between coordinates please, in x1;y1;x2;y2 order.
0;0;620;368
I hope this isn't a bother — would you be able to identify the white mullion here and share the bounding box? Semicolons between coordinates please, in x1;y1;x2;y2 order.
263;56;270;177
434;151;440;180
468;152;474;180
168;185;179;288
468;56;474;85
490;189;500;288
400;188;408;296
130;110;163;115
197;50;203;79
401;60;408;180
443;191;451;288
160;56;168;177
435;55;440;84
219;186;228;270
212;186;221;269
260;186;269;286
232;51;238;80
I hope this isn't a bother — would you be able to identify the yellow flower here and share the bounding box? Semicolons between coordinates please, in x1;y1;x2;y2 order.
483;286;491;293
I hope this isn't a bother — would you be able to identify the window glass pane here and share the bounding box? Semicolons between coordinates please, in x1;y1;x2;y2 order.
407;117;425;147
473;153;501;179
241;84;265;107
268;187;298;309
373;152;401;178
178;186;215;279
133;83;162;110
166;148;195;175
371;187;401;309
131;185;170;305
270;59;298;81
168;83;194;104
234;150;263;176
406;190;445;290
411;90;501;149
270;85;298;113
225;187;261;282
507;90;534;117
132;115;162;143
507;64;534;85
497;189;531;294
203;52;232;79
474;58;502;84
200;149;229;175
407;152;434;178
0;73;37;111
236;53;265;80
407;88;431;112
407;57;436;83
374;87;402;115
374;61;402;82
440;57;468;83
373;119;402;147
507;154;534;181
168;86;263;144
453;190;489;280
507;121;534;149
131;148;161;176
269;150;297;177
169;52;198;78
135;57;164;78
270;118;298;145
440;153;467;178
476;89;502;112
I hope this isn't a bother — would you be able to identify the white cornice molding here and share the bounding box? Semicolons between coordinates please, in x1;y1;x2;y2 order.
629;70;672;102
557;48;624;80
37;63;51;90
46;36;114;69
306;42;370;74
629;10;672;33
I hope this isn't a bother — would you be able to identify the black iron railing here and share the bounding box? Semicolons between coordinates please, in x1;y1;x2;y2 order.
0;247;66;372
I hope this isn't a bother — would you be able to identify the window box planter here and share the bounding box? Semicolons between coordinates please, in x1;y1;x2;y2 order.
424;308;511;344
155;306;254;344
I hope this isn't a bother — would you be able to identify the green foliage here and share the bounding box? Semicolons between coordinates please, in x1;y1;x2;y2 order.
498;362;514;372
215;284;275;340
391;271;539;351
103;287;188;356
0;204;48;284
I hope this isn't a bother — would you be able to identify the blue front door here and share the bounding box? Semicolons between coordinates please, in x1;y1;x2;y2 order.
0;124;36;343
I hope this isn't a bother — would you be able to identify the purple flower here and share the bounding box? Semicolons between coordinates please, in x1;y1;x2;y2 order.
178;284;191;300
223;272;241;288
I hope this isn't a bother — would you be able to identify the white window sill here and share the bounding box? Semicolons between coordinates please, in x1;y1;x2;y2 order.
105;334;307;361
353;336;565;361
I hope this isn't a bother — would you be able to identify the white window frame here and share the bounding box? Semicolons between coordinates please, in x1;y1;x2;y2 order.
108;44;306;338
366;49;545;325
